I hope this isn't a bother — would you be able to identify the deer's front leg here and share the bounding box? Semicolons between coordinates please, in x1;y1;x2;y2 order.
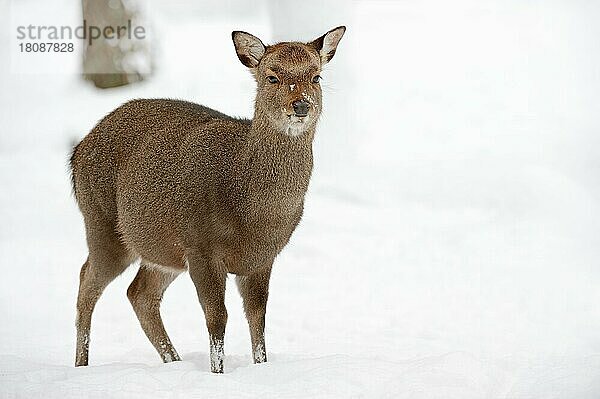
188;256;227;373
236;266;272;364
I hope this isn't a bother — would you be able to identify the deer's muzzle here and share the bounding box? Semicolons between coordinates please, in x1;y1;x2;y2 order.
292;100;310;117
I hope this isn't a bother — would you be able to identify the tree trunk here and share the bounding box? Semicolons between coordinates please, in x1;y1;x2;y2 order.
81;0;150;89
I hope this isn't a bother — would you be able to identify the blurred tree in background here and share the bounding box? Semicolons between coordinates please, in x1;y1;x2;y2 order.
81;0;151;89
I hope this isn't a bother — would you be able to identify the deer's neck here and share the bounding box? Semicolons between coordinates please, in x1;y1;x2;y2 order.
234;112;315;212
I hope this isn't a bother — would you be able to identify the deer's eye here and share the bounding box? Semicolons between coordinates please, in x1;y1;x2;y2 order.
312;75;321;83
267;76;279;84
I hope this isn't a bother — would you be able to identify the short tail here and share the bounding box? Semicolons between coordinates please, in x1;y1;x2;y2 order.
69;140;82;197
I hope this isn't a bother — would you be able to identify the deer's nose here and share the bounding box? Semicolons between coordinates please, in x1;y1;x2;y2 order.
292;100;310;117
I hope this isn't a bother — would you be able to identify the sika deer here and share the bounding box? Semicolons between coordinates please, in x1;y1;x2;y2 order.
70;26;345;373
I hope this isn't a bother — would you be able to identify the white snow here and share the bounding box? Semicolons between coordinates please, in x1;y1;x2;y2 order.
253;342;266;363
1;0;600;398
209;337;225;371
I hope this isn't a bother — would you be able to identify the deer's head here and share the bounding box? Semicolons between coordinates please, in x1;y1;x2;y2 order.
233;26;346;137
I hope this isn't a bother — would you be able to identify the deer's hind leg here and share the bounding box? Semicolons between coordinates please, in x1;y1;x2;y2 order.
127;263;181;363
75;217;134;367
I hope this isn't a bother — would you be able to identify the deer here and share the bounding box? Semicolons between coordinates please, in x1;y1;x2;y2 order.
70;26;346;373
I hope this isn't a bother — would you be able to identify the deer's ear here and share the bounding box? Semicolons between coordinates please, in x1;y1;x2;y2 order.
308;26;346;65
232;31;266;68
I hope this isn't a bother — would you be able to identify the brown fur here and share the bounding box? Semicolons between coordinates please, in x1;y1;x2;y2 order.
71;26;345;373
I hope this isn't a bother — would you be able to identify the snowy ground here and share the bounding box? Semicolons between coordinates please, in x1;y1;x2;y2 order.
1;1;600;398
